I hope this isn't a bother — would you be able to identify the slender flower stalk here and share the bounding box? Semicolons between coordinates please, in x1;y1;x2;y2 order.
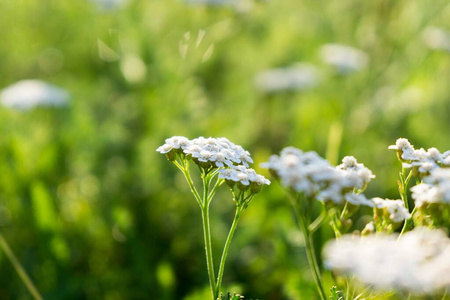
157;136;270;300
0;231;43;300
201;199;216;297
215;203;243;298
293;197;327;300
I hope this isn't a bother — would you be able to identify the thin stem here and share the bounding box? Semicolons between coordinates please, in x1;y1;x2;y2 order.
201;204;216;300
215;207;242;298
207;177;224;203
295;201;327;300
0;232;43;300
399;168;414;236
177;160;202;205
201;172;217;300
308;208;327;233
399;206;417;238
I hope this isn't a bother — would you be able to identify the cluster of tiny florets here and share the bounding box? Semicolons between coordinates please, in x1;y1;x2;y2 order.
371;197;411;223
218;165;270;192
157;136;253;168
389;138;450;176
261;147;375;205
389;138;450;208
324;227;450;294
157;136;270;190
411;168;450;207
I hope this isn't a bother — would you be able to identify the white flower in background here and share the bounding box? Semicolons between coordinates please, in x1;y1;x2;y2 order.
371;197;411;223
324;227;450;294
255;63;320;93
261;147;375;205
411;168;450;206
90;0;127;10
411;183;439;207
185;0;253;12
337;156;375;190
319;43;368;74
389;138;448;175
0;80;70;110
422;26;450;52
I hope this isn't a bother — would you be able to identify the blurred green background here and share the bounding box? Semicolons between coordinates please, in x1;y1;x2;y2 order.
0;0;449;299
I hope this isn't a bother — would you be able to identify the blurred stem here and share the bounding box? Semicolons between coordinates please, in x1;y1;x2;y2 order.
0;232;43;300
298;211;327;300
215;204;243;298
399;167;414;236
290;194;326;300
201;172;217;300
308;208;327;233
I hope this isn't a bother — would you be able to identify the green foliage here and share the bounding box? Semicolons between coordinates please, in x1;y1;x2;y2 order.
329;286;344;300
0;0;449;299
218;292;255;300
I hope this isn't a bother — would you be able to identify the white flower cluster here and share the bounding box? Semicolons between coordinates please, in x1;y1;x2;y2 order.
388;138;450;175
411;168;450;207
1;80;70;111
157;136;270;190
261;147;375;205
371;197;411;223
324;227;450;294
157;136;253;167
319;43;368;74
254;63;320;93
218;165;270;188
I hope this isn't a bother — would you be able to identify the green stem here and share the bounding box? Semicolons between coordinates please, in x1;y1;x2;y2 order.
176;160;202;205
0;232;43;300
201;204;216;300
399;168;413;236
308;208;327;233
296;202;327;300
215;207;242;298
201;172;217;300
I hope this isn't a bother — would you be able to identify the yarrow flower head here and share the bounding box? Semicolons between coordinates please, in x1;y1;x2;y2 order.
157;136;253;168
218;165;270;193
371;197;411;224
411;168;450;207
389;138;450;177
324;227;450;294
261;147;375;206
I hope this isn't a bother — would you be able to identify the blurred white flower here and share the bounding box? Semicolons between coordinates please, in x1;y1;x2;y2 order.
411;168;450;207
371;197;411;223
185;0;253;12
255;63;320;93
261;147;375;205
324;227;450;294
1;80;70;110
90;0;127;10
422;26;450;52
390;138;448;176
319;43;368;74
